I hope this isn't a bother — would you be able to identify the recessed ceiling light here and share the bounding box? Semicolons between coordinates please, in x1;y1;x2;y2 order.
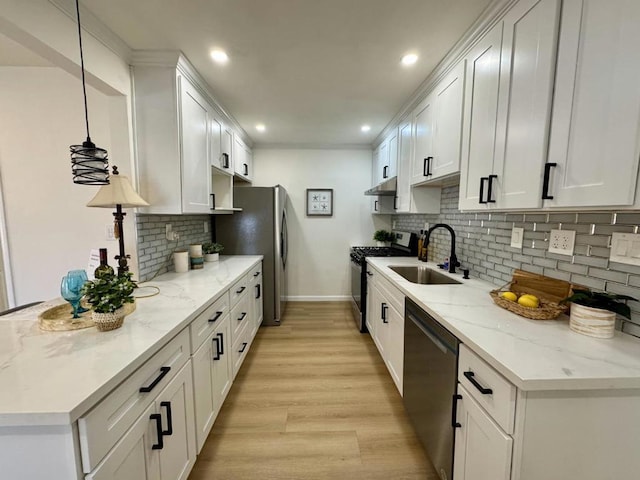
361;125;371;133
210;49;229;64
255;124;266;132
401;53;419;66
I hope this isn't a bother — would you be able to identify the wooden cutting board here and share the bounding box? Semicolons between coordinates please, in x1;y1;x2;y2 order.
509;269;572;304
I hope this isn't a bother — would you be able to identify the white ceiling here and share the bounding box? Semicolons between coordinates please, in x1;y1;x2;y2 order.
83;0;492;147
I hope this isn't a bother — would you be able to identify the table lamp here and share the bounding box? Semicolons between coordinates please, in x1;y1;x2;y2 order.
87;166;149;276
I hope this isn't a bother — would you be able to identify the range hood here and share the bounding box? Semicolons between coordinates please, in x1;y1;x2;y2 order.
364;176;397;196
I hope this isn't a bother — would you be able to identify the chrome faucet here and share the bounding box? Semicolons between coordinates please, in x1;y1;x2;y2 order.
425;223;460;274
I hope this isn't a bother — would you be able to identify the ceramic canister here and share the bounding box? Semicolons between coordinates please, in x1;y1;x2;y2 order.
190;256;204;270
189;244;203;257
173;250;189;273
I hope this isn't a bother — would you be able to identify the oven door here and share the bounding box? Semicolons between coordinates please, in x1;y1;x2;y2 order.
350;257;365;332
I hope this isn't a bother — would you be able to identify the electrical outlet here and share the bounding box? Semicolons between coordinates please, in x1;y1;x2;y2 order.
424;222;429;231
510;227;524;249
166;224;177;241
105;224;116;241
548;229;576;255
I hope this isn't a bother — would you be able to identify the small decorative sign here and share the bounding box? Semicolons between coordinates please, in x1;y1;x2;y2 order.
306;189;333;216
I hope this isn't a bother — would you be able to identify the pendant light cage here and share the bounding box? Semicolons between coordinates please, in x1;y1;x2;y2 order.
69;0;109;185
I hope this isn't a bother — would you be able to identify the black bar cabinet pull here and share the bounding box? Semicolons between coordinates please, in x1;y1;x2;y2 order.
463;371;493;395
217;332;224;355
210;193;216;210
479;177;488;204
236;286;246;294
239;342;248;353
160;401;173;436
452;394;463;428
256;284;261;299
213;336;221;360
383;165;389;179
423;157;433;177
487;174;497;203
243;163;248;176
208;311;223;323
238;312;247;321
150;413;164;450
221;152;229;168
366;271;373;277
393;196;398;210
374;200;378;211
381;303;388;323
542;162;557;200
139;366;171;393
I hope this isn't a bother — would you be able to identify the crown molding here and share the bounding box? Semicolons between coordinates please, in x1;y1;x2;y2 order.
373;0;519;148
253;143;372;151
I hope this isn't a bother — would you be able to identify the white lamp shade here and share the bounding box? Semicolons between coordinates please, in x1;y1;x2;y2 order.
86;174;149;208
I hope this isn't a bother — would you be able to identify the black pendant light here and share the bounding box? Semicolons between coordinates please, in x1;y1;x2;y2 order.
69;0;109;185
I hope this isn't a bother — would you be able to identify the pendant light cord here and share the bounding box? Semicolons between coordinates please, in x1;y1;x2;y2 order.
75;0;91;140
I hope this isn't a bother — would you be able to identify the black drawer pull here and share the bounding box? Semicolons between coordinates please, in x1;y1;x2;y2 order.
366;271;373;277
239;342;248;353
487;174;497;203
213;336;221;360
139;366;171;393
542;162;557;200
150;413;164;450
236;286;246;294
208;311;223;323
479;177;488;204
217;332;224;355
256;284;261;299
452;394;463;428
463;371;493;395
253;271;260;277
238;312;247;321
381;302;388;323
160;401;173;436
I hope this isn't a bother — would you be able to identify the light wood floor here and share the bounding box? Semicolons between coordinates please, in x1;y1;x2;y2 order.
188;302;438;480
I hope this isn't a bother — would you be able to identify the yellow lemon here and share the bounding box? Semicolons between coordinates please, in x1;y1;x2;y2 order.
517;295;539;308
500;291;518;302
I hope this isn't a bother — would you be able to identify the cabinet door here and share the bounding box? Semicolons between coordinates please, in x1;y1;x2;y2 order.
252;271;263;331
387;130;398;179
86;404;160;480
233;135;251;180
396;120;413;212
432;61;465;180
453;385;513;480
385;303;404;395
179;78;212;214
211;317;232;417
365;271;377;338
221;127;234;172
156;362;196;480
493;0;560;209
375;289;389;359
192;331;220;452
545;0;640;207
411;94;435;185
458;23;503;210
210;116;224;171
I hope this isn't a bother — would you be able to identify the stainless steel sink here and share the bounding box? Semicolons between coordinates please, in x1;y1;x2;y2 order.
389;266;462;285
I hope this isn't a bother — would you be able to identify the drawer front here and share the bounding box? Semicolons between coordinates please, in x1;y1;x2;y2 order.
376;273;404;315
247;263;262;287
230;293;251;344
458;344;516;434
229;275;248;307
189;291;230;353
231;321;251;379
78;328;190;473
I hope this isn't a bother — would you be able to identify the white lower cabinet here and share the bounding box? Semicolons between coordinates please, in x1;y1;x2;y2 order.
248;264;263;335
453;384;513;480
87;361;196;480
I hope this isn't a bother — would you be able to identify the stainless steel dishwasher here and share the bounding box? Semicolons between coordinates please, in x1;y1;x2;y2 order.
403;297;459;480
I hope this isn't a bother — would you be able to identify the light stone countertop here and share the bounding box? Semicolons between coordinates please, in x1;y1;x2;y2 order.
368;256;640;391
0;255;262;427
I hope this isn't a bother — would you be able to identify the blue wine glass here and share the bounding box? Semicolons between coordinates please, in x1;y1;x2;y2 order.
61;270;88;318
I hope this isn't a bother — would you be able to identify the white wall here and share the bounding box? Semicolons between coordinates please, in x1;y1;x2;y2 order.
0;67;136;305
253;148;391;300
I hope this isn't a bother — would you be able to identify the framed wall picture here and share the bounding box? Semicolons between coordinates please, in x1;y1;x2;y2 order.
306;188;333;216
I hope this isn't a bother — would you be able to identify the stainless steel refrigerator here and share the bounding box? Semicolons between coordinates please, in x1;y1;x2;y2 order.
215;185;288;326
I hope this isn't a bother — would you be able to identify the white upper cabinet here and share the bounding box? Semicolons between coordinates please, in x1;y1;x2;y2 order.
459;0;560;210
180;78;213;214
372;131;398;186
544;0;640;208
412;61;466;186
211;116;232;173
233;133;253;182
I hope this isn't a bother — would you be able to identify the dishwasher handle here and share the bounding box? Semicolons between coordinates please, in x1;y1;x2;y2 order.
407;311;449;355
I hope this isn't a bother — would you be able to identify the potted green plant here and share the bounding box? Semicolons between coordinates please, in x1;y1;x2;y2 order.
81;272;137;331
203;242;224;262
373;230;395;246
562;289;637;338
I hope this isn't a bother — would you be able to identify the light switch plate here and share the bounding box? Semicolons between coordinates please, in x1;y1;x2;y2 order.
105;224;116;241
610;232;640;266
548;229;576;255
510;227;524;249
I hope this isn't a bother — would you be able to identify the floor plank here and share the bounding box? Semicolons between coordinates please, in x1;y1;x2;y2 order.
188;301;438;480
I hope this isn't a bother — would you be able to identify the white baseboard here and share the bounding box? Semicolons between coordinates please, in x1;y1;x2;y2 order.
286;296;352;302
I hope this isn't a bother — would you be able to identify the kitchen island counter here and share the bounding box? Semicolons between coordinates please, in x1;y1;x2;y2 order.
368;256;640;391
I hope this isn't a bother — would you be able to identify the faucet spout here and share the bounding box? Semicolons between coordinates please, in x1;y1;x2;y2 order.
425;223;460;274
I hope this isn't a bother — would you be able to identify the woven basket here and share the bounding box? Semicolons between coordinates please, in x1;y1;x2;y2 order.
93;308;126;332
489;270;572;320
